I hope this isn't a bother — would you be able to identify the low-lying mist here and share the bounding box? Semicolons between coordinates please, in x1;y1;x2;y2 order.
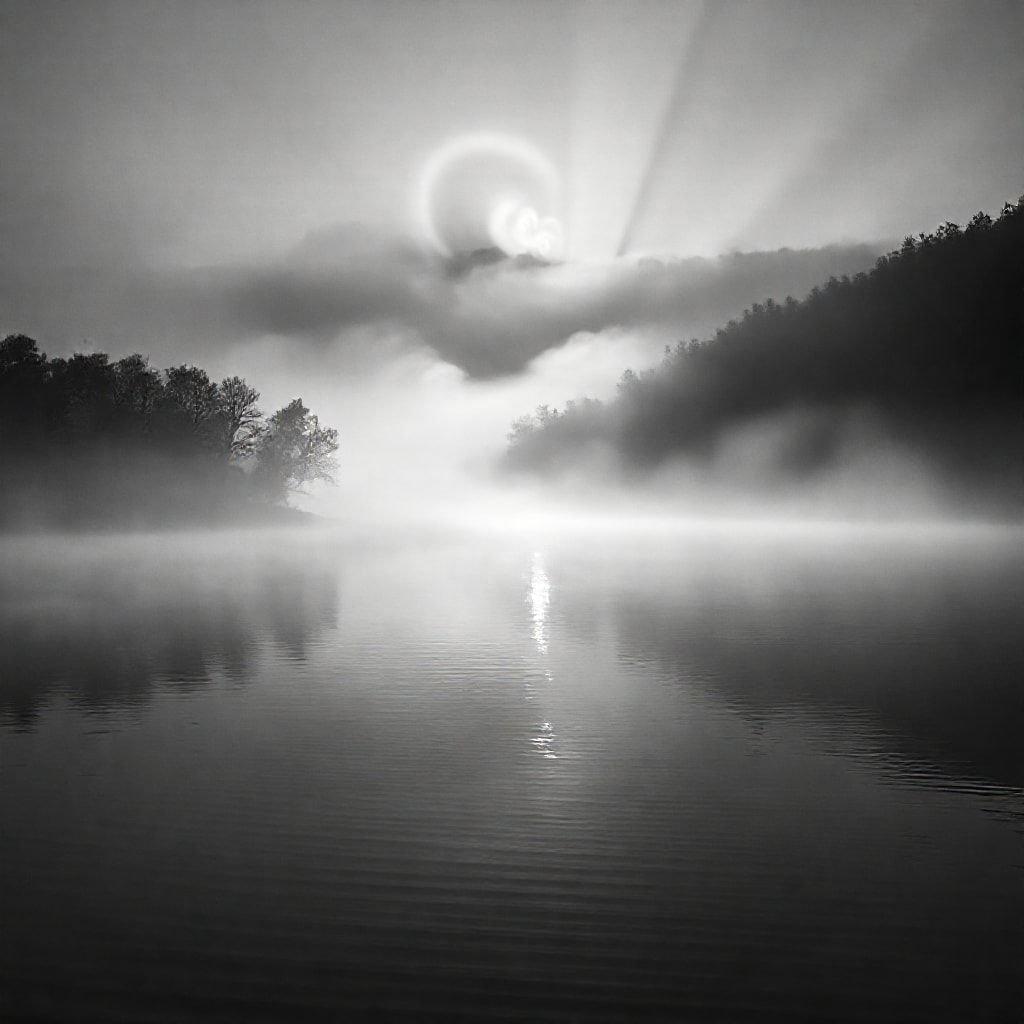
5;203;1020;533
491;406;1018;527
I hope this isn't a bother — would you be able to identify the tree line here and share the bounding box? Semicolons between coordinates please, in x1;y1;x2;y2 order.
506;197;1023;507
0;337;338;527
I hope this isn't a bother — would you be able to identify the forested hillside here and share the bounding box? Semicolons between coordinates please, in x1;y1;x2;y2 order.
506;199;1023;511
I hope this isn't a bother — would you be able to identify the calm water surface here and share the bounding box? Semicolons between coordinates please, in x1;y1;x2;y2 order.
1;526;1022;1022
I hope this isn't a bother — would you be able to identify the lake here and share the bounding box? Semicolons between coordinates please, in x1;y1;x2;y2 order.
2;524;1022;1022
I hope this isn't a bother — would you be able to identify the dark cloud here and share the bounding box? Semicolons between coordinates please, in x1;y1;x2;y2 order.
2;224;882;378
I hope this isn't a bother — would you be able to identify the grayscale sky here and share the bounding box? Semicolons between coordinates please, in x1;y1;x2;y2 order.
3;0;1020;269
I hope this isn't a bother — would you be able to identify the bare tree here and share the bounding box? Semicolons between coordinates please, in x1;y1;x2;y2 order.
218;376;263;458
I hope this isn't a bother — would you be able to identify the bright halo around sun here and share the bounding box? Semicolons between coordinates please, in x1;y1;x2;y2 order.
416;132;564;261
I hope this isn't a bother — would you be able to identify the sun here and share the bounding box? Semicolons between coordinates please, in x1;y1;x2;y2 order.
415;131;565;261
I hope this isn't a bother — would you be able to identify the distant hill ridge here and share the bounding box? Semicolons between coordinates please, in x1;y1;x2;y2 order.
505;198;1023;511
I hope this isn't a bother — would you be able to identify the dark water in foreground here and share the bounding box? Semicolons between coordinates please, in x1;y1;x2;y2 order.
1;526;1022;1023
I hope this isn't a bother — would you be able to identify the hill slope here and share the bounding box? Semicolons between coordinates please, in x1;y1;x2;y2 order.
505;199;1023;514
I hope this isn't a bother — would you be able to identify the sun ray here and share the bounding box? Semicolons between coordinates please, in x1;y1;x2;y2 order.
615;4;714;257
565;0;705;261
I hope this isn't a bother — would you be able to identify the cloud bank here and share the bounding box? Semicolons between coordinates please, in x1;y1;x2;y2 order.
3;224;881;380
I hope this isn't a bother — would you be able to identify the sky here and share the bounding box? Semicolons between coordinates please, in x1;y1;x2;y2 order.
2;0;1021;516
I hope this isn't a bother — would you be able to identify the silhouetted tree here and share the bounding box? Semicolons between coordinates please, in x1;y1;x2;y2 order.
113;354;164;429
163;364;219;426
52;352;117;438
218;376;263;458
252;399;339;505
0;335;49;442
0;340;340;527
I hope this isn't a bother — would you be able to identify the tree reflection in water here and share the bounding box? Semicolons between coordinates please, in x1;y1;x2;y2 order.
0;535;339;730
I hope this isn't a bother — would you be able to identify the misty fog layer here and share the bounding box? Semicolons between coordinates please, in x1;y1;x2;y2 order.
6;202;1021;528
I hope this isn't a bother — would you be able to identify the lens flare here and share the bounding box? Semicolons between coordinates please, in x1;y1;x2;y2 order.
415;132;564;260
488;197;565;259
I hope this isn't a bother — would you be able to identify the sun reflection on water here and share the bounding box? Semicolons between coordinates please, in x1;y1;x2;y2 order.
526;551;558;759
531;720;558;759
529;551;551;654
